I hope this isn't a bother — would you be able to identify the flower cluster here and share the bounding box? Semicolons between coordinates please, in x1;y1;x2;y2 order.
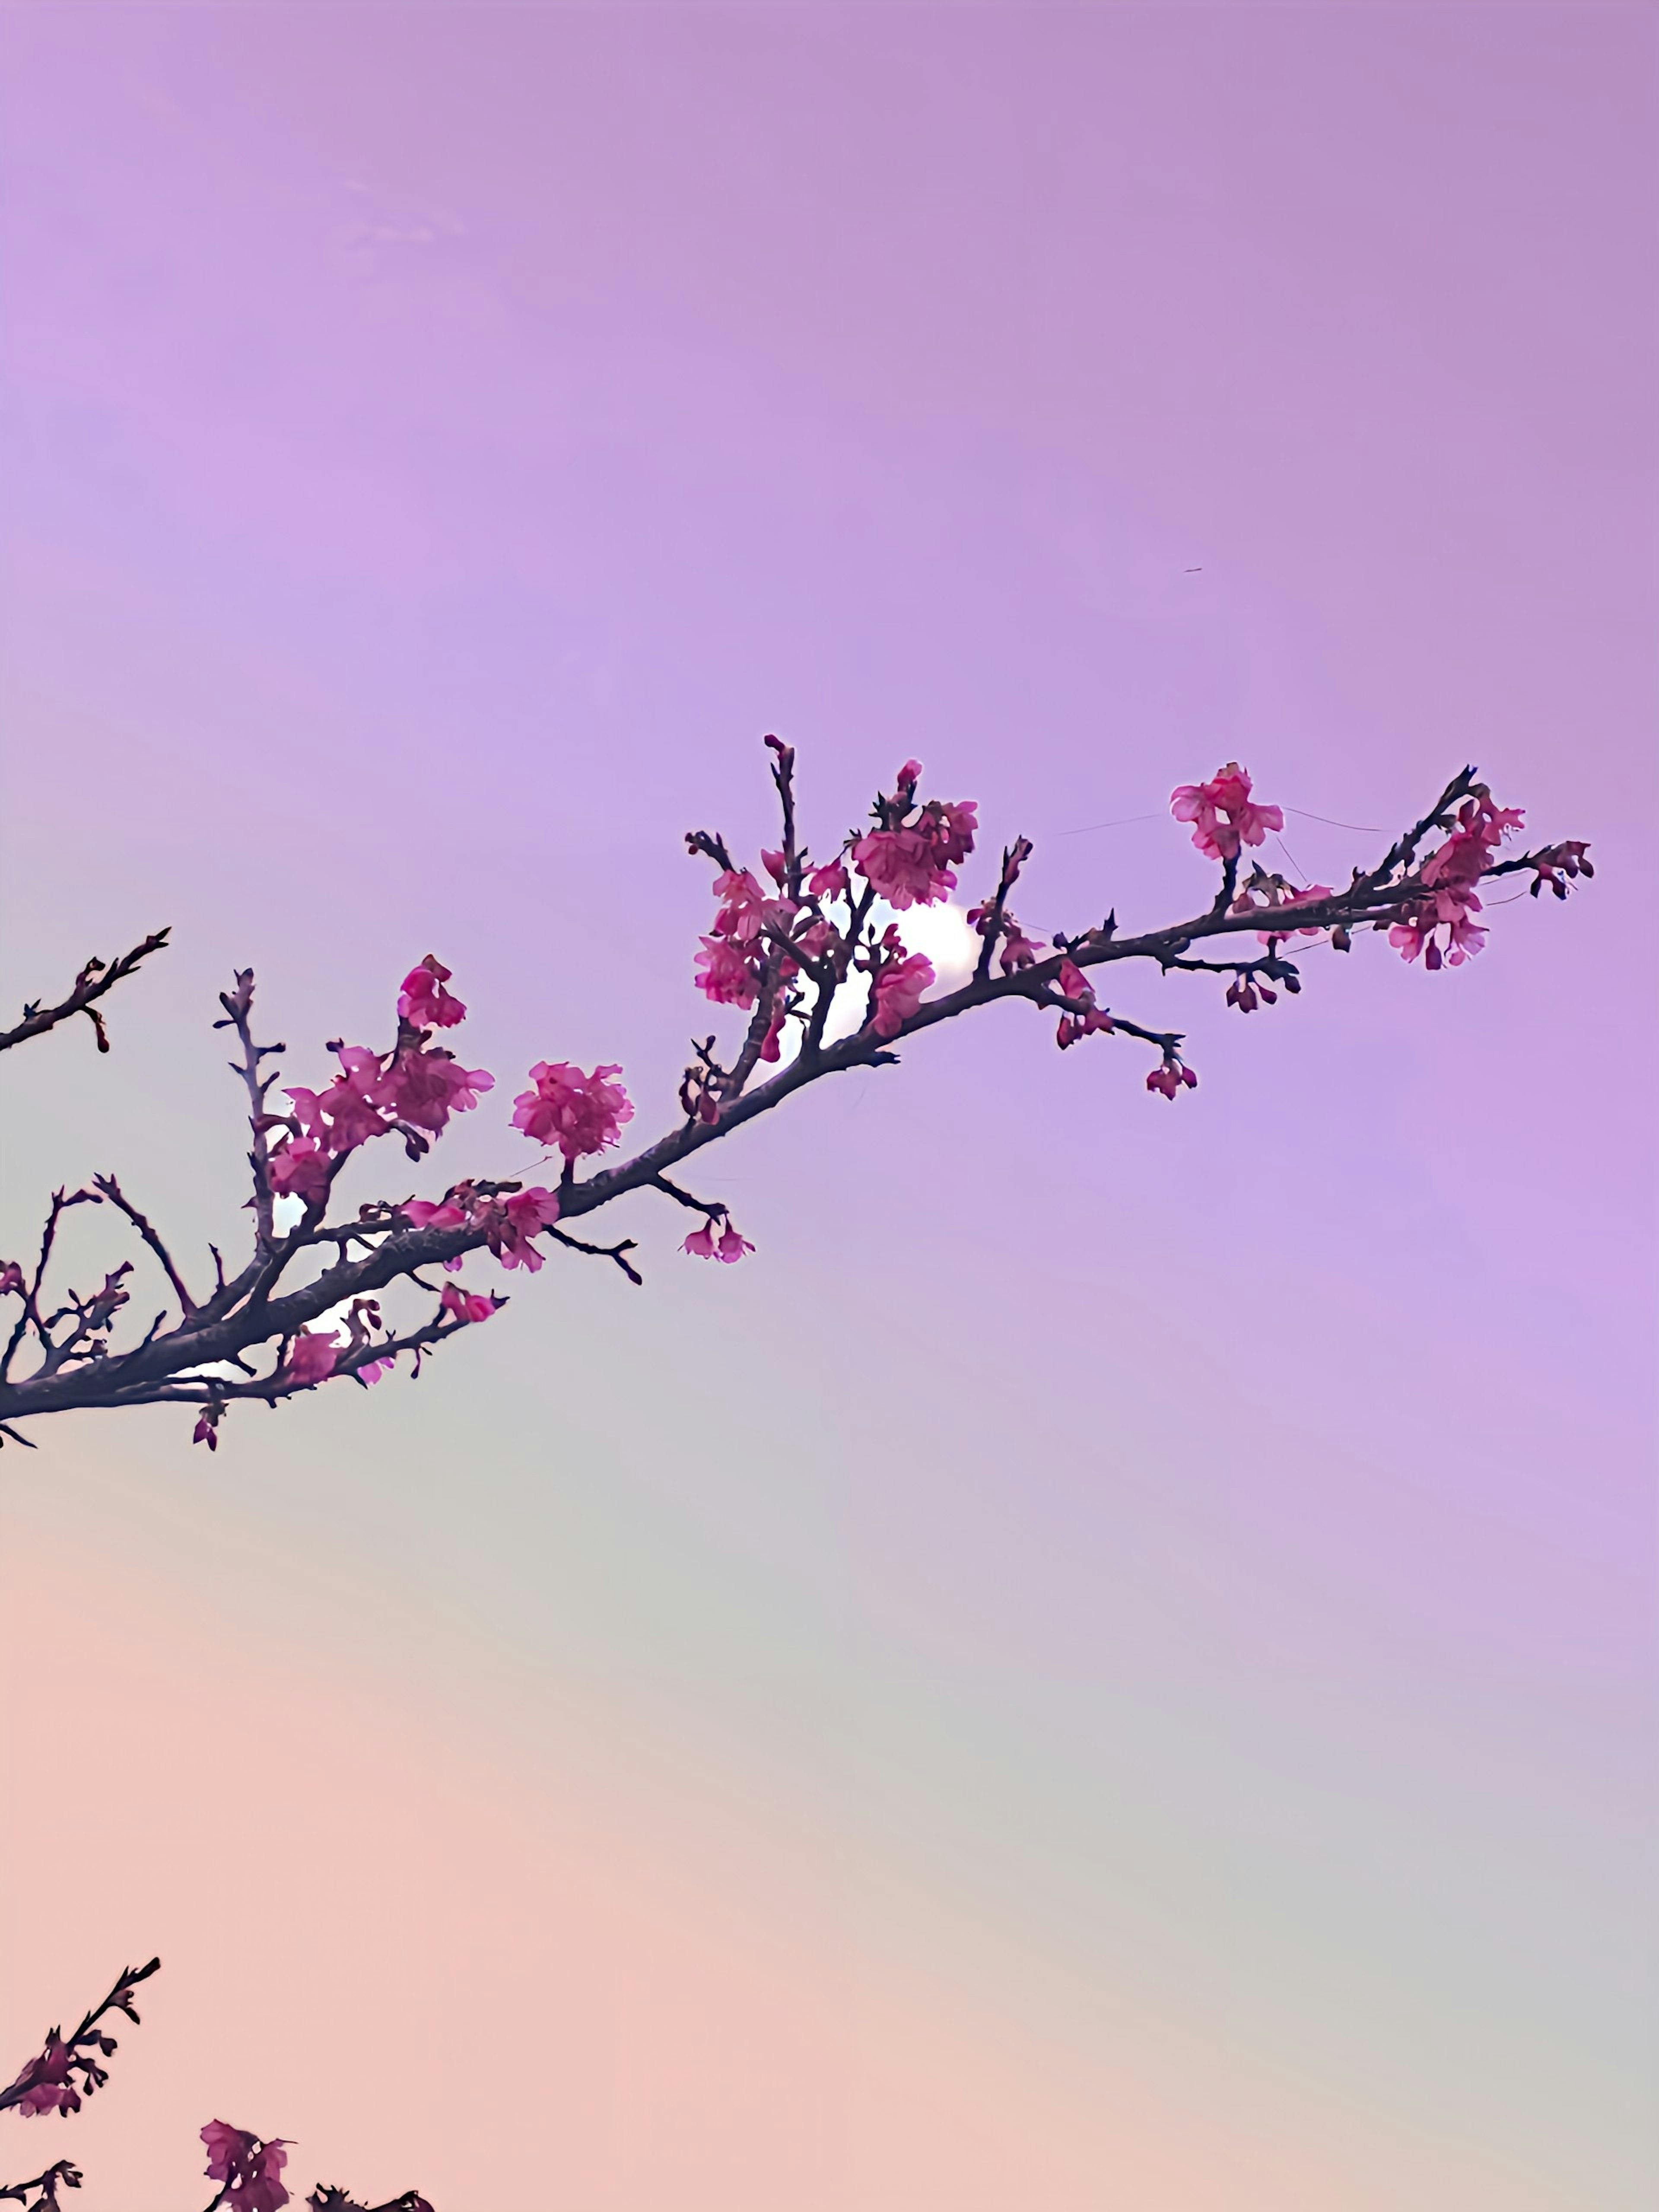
268;963;494;1195
871;942;936;1038
480;1184;563;1271
851;760;979;909
1170;763;1284;863
511;1062;634;1161
202;2121;291;2212
1;1965;155;2127
694;869;801;1009
1053;958;1115;1049
6;2042;78;2120
1388;786;1522;969
285;1332;339;1389
395;955;466;1031
682;1218;755;1262
1147;1058;1198;1100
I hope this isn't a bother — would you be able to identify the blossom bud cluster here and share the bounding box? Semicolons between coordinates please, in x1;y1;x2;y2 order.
1386;787;1523;969
1170;762;1284;862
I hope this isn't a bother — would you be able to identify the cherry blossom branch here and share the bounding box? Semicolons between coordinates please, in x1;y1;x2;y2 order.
0;753;1588;1442
0;1960;160;2121
971;838;1033;983
1;1968;444;2209
0;932;169;1059
199;2123;438;2212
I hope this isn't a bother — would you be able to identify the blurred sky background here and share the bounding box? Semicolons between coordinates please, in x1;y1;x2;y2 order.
1;5;1654;2208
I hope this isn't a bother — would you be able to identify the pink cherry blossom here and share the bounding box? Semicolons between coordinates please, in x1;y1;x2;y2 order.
852;826;953;909
355;1357;394;1386
1170;784;1226;858
872;951;935;1037
266;1137;331;1206
760;848;788;885
192;1413;219;1450
1170;763;1284;862
1054;959;1115;1048
488;1185;561;1271
439;1284;497;1324
681;1221;717;1258
1421;789;1525;899
1146;1061;1198;1100
399;1199;468;1232
1390;882;1488;969
373;1049;494;1135
922;798;979;867
895;758;923;793
797;918;840;960
10;2039;78;2117
0;1260;25;1297
709;868;770;946
997;918;1044;973
286;1046;388;1155
807;858;849;899
715;1221;755;1263
286;1332;339;1387
511;1062;634;1161
397;955;467;1031
200;2121;291;2211
694;936;760;1007
504;1187;560;1237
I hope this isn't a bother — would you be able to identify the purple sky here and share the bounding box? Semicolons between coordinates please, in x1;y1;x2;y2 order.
1;7;1654;2208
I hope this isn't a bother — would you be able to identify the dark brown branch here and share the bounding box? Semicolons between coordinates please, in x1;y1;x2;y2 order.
547;1227;644;1286
973;838;1033;982
0;1190;98;1385
0;931;169;1058
0;2160;82;2208
212;972;280;1259
90;1176;197;1319
650;1175;726;1219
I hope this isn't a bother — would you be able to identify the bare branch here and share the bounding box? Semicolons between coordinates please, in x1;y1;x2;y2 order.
547;1227;644;1286
0;2160;82;2208
89;1177;197;1320
0;931;169;1058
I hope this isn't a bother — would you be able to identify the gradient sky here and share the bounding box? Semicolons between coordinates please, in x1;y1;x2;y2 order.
1;6;1654;2209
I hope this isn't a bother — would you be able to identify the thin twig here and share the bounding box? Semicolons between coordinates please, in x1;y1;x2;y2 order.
0;930;169;1057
